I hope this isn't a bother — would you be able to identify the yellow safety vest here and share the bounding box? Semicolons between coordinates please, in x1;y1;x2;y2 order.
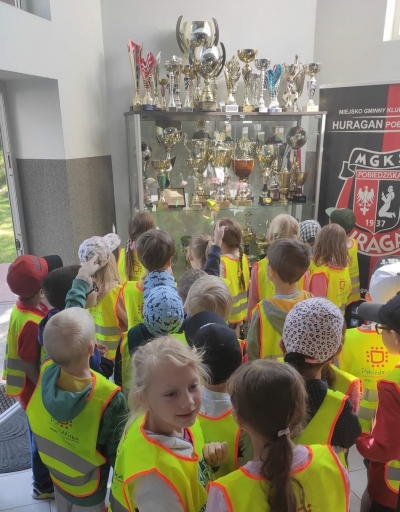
88;285;123;360
339;327;399;433
118;248;145;284
330;364;361;407
27;361;120;498
256;301;283;360
3;303;46;396
221;255;250;323
122;281;143;331
347;239;361;303
381;365;400;494
309;263;351;313
109;416;210;512
198;409;240;478
208;444;349;512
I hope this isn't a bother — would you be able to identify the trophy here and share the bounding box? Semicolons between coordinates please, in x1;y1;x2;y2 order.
233;132;257;207
266;127;286;202
223;55;241;113
242;211;255;255
159;78;168;110
249;72;261;109
176;17;219;56
208;132;233;209
142;143;153;211
303;63;322;112
140;51;156;108
127;40;142;108
278;169;291;204
180;235;192;270
257;144;276;205
156;125;183;186
184;135;210;209
255;231;269;259
255;59;271;112
190;44;226;111
182;64;196;111
286;126;308;202
266;64;282;112
151;160;170;210
282;54;305;112
153;52;161;109
237;49;258;112
165;56;183;111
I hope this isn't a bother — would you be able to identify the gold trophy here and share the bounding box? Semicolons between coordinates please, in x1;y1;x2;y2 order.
180;235;192;270
242;211;255;255
257;144;275;205
233;131;256;206
255;232;269;259
208;132;233;209
278;169;291;204
237;49;258;112
223;55;241;113
159;78;168;110
303;63;322;112
151;160;170;210
282;55;305;112
184;135;210;209
156;125;183;162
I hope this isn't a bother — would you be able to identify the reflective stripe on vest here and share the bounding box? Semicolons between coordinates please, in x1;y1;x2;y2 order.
110;415;209;512
88;285;123;360
309;263;351;312
27;362;119;498
122;281;144;331
348;239;361;303
198;409;240;478
222;256;250;323
382;365;400;494
207;445;349;512
4;304;46;396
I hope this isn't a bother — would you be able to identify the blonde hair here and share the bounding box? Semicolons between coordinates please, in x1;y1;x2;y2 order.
189;233;212;269
125;337;208;433
267;214;300;242
313;224;350;269
43;308;95;366
185;275;233;320
126;211;155;280
93;253;120;296
219;218;245;292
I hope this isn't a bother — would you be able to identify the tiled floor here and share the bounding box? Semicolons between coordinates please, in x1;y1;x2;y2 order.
0;447;367;511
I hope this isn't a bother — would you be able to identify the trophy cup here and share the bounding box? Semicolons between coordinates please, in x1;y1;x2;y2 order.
286;126;308;202
255;59;271;112
237;49;258;112
159;78;168;110
182;64;196;111
242;211;255;255
223;55;241;113
180;235;192;270
257;144;275;205
140;51;156;109
208;132;233;209
151;160;170;210
303;63;322;112
165;56;183;111
153;52;161;109
184;135;210;209
278;169;291;204
249;72;261;110
176;17;219;56
255;231;269;259
127;40;142;108
156;125;183;187
266;64;282;112
233;133;257;207
142;142;153;211
190;44;226;111
282;54;305;112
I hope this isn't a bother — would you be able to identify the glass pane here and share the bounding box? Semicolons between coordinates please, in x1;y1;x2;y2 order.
0;133;17;263
0;0;16;5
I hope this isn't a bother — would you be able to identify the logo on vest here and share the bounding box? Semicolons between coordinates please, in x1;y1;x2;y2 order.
366;347;389;368
50;418;80;447
338;279;347;291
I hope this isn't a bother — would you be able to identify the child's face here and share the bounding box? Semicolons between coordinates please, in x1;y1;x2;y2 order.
141;361;202;435
382;329;400;355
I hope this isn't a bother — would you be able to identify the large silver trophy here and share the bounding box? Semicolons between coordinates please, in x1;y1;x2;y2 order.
176;17;219;56
141;143;154;210
303;63;322;112
165;56;183;111
282;55;306;112
190;44;226;111
286;126;308;202
255;59;271;112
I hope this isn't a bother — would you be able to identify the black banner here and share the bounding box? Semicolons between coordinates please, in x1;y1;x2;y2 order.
319;83;400;296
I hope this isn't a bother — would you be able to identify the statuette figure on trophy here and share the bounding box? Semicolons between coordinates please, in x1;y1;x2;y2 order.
237;49;258;112
223;55;241;112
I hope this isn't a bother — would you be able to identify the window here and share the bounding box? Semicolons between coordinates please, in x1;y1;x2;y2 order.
0;0;51;21
384;0;400;41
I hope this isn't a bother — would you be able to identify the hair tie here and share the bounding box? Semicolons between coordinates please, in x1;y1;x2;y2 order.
277;428;290;438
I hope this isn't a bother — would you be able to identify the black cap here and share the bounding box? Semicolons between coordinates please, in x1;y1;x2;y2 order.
43;255;64;273
192;323;242;385
184;311;227;344
358;292;400;332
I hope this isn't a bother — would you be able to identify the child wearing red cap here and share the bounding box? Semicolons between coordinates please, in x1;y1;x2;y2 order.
4;254;62;500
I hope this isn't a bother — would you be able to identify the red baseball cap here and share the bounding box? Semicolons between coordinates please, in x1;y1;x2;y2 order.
7;255;63;298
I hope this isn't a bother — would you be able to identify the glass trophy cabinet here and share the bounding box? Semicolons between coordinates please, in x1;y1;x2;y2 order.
125;111;327;277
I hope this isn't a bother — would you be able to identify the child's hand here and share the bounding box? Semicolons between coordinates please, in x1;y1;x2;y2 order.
203;442;228;468
213;220;228;247
78;256;99;283
97;343;108;357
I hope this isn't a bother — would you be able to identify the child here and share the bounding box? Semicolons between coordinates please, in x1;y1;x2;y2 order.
193;323;251;477
247;238;312;360
339;261;400;433
135;227;175;274
356;290;400;512
118;211;155;283
326;207;360;305
299;219;321;252
177;269;207;302
206;359;350;512
78;233;127;360
109;337;228;512
4;254;62;500
219;218;250;328
188;220;227;276
248;214;301;317
282;298;361;452
309;224;352;313
26;308;128;512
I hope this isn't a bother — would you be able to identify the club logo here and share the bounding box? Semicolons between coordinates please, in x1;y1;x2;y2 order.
336;148;400;256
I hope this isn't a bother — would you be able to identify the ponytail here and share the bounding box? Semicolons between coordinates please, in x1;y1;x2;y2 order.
189;234;212;269
125;239;136;282
125;211;156;281
238;244;245;292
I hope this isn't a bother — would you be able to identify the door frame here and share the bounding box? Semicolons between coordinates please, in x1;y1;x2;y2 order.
0;81;27;256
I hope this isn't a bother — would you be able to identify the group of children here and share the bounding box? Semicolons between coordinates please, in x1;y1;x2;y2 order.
2;207;400;512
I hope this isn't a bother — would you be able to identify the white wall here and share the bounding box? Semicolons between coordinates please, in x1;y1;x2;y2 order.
6;77;65;159
100;0;318;236
0;0;109;159
315;0;400;86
